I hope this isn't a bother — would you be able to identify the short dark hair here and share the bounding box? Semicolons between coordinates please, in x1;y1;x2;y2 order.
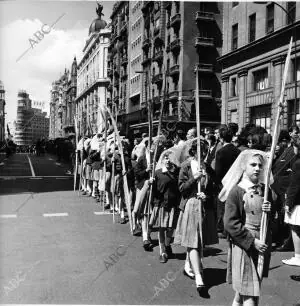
220;129;233;143
289;125;300;134
206;133;216;144
228;123;239;135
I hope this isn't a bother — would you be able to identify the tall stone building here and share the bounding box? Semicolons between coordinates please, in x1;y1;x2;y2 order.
14;90;49;146
109;1;223;137
218;2;300;132
0;81;5;143
49;57;77;139
76;3;111;136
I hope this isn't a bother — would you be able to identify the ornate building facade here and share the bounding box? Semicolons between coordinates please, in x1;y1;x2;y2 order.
109;1;222;137
14;90;49;146
218;2;300;132
0;81;5;143
49;57;77;139
76;3;111;136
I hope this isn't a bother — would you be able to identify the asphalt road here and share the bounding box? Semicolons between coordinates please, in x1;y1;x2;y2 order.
0;153;299;305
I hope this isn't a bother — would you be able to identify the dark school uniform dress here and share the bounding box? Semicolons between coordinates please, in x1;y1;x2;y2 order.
149;167;180;229
224;184;272;297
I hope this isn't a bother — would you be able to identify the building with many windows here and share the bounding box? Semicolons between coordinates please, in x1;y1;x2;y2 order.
14;90;49;146
0;81;5;143
76;3;111;136
109;1;223;137
218;2;300;132
49;58;77;139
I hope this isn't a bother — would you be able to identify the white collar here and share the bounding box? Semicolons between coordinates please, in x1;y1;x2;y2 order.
238;174;260;193
162;166;168;173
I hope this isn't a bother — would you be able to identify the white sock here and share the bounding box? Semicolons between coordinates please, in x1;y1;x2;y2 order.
295;254;300;259
195;273;204;286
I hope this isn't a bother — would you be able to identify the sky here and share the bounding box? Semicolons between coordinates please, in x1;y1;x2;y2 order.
0;0;114;131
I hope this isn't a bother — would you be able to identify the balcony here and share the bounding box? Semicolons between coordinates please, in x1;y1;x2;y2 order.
169;64;180;77
154;34;164;46
114;69;120;78
120;20;128;34
166;21;171;29
142;56;151;66
107;84;112;92
195;37;214;48
194;90;213;99
154;26;160;36
107;68;113;78
166;44;171;53
113;96;119;103
170;39;180;53
121;56;128;66
195;11;215;22
141;1;152;14
153;96;161;104
195;63;214;73
153;50;163;63
121;73;128;81
170;13;181;29
152;73;163;85
168;91;179;100
142;37;151;50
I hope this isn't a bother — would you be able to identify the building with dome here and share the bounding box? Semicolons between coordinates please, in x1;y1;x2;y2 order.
75;3;111;135
0;81;5;143
49;57;77;139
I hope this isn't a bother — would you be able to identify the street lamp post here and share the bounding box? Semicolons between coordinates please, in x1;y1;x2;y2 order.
255;1;298;124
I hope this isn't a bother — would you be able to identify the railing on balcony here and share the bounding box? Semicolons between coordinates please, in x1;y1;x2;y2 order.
142;55;151;66
121;73;128;80
142;37;151;50
120;20;128;33
152;73;163;84
121;56;128;66
195;11;215;22
195;63;214;73
168;90;179;100
170;13;181;28
195;37;214;47
113;96;119;103
153;50;163;62
170;39;180;52
169;64;180;76
194;89;213;99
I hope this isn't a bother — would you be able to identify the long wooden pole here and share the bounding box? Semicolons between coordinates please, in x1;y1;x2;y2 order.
103;104;108;212
74;116;79;192
104;105;133;234
257;37;293;280
195;67;203;259
112;105;116;223
146;70;168;233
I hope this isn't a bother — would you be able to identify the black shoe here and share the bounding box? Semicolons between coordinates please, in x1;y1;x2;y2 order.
166;245;173;257
133;228;142;236
119;218;126;224
159;253;168;263
104;204;110;210
143;240;152;252
291;275;300;282
275;242;294;252
197;285;210;299
183;269;195;280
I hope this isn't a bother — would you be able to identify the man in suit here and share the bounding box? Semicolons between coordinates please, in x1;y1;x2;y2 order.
215;128;240;237
272;125;299;250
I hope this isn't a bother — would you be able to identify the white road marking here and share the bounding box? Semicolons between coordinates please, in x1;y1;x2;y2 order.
94;211;113;215
26;155;36;177
0;214;17;218
43;213;69;217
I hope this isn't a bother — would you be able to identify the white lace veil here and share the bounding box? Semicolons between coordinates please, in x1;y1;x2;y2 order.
218;149;274;202
155;149;181;170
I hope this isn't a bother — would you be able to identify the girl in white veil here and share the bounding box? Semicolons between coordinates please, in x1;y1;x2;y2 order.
222;150;273;306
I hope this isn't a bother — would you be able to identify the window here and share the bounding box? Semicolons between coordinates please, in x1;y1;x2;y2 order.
292;58;300;81
287;2;296;25
249;13;256;43
287;99;300;126
230;77;238;97
230;110;238;123
250;104;271;133
232;2;239;7
253;68;268;91
266;3;274;34
232;24;238;51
